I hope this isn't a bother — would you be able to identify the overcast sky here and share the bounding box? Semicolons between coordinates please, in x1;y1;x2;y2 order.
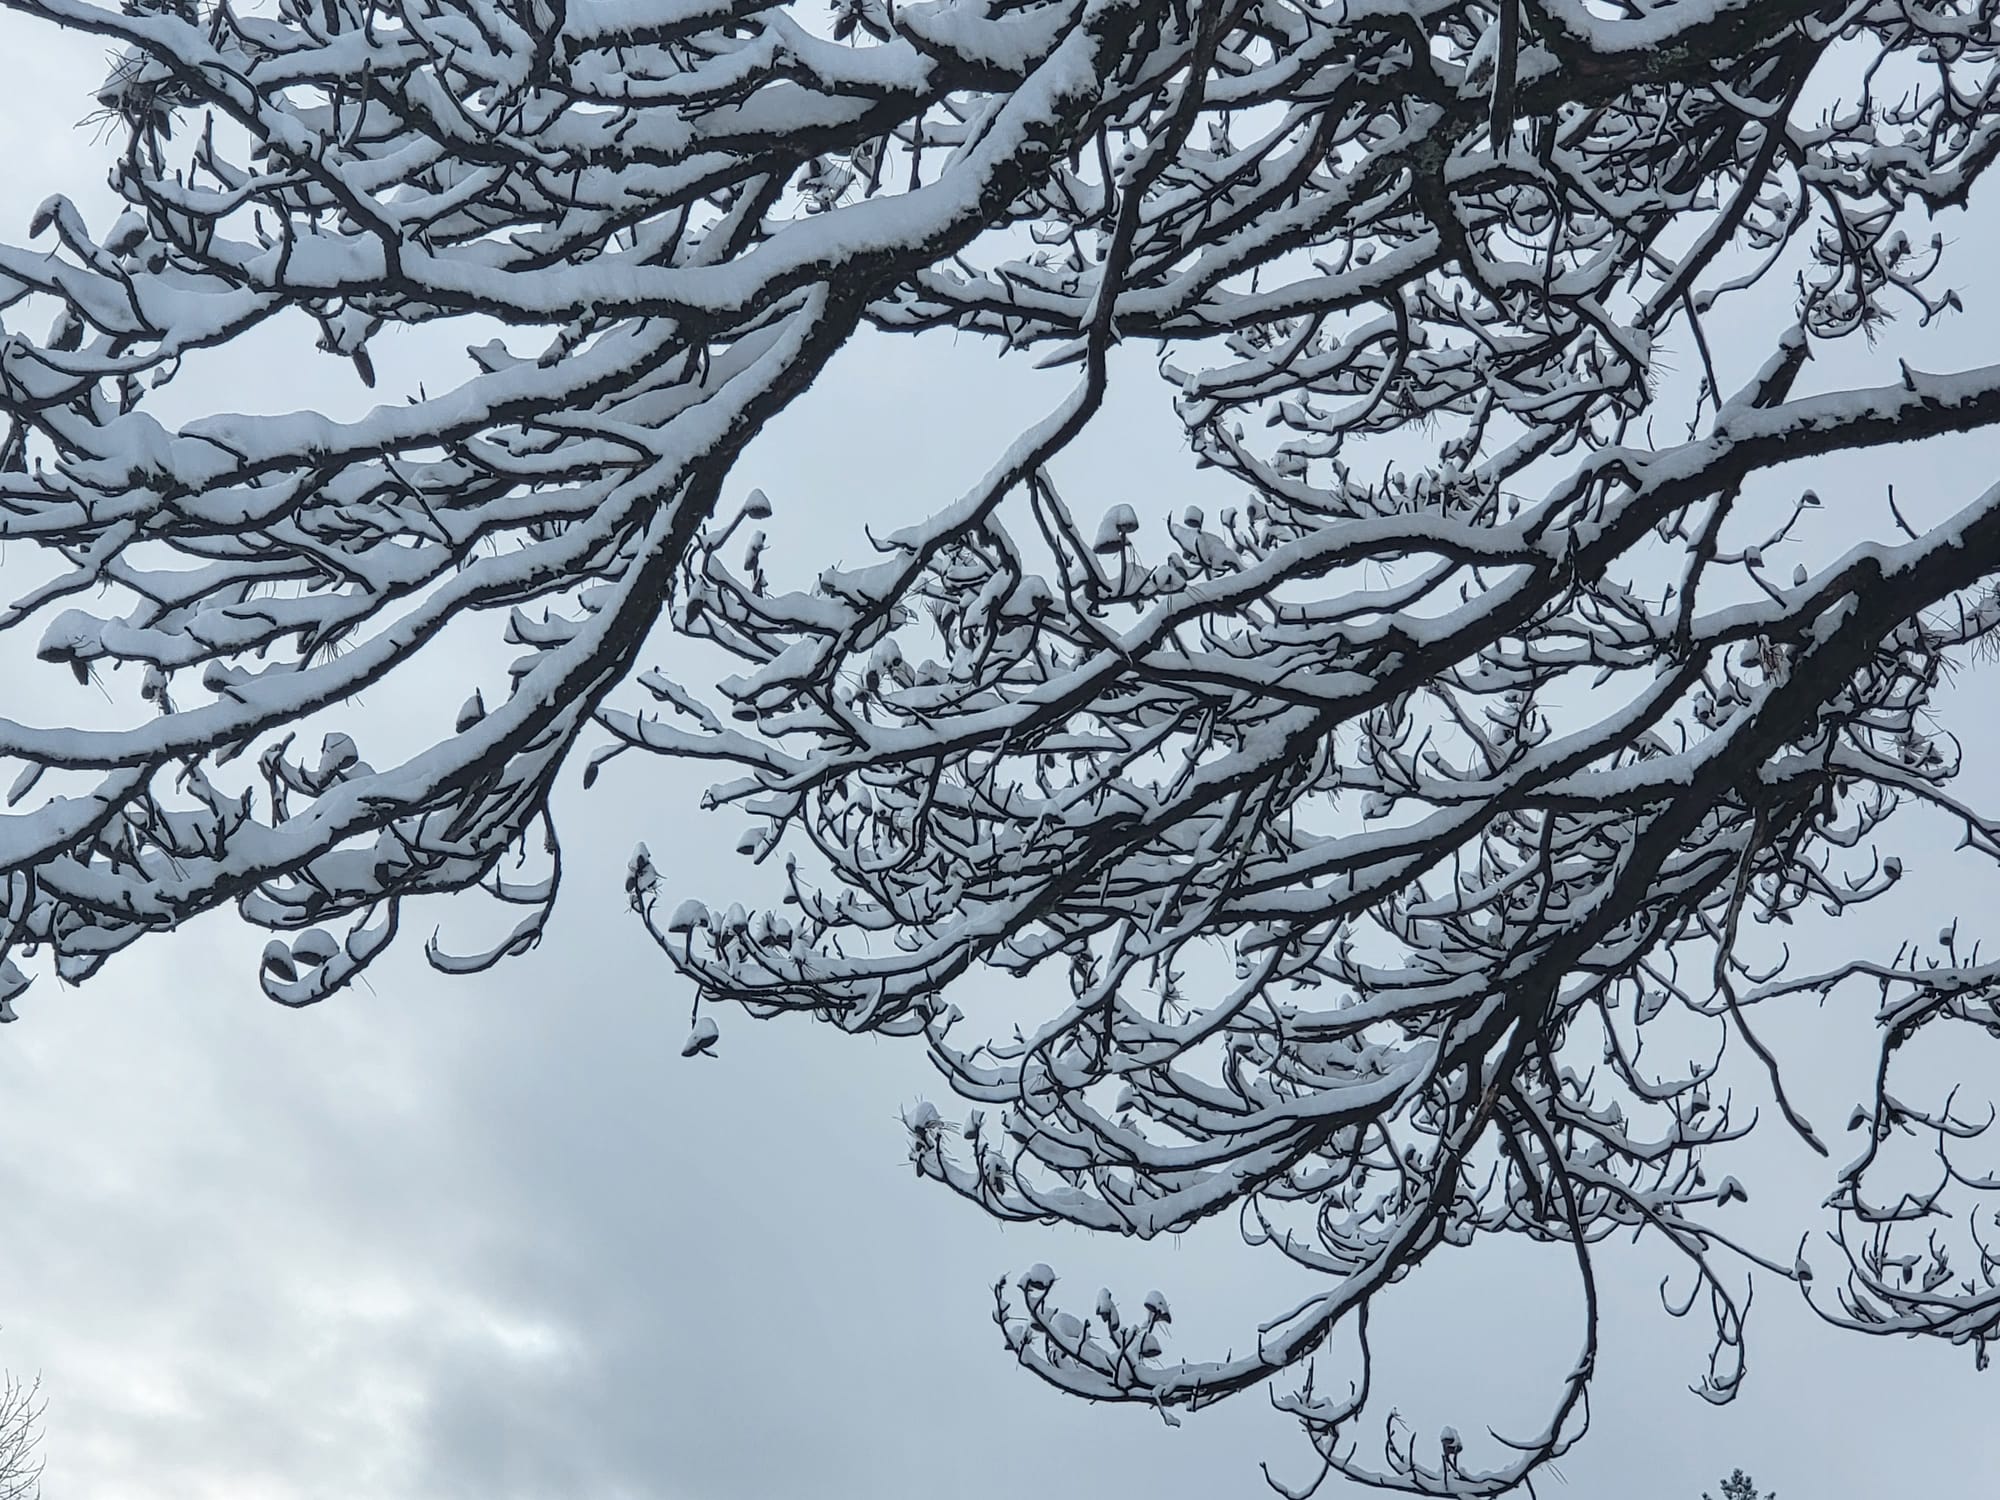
0;9;1996;1500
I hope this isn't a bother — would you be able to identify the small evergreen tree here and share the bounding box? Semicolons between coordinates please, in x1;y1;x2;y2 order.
1705;1471;1774;1500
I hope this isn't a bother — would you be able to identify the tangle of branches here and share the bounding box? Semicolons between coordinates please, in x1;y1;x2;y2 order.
7;0;2000;1491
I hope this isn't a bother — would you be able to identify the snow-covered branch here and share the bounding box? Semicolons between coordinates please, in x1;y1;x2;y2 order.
10;0;2000;1490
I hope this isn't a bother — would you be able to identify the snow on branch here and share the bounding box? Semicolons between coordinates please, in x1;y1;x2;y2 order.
0;0;1157;1000
9;0;2000;1490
